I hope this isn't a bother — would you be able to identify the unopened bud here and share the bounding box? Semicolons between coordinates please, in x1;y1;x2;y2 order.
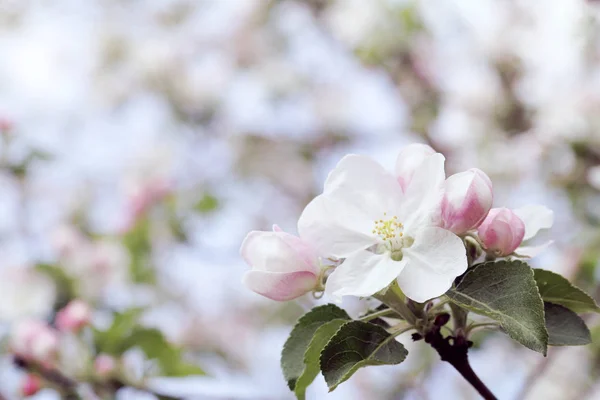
94;354;117;378
21;374;42;397
411;333;423;341
55;300;92;333
434;313;450;327
477;208;525;256
241;225;320;301
441;169;493;235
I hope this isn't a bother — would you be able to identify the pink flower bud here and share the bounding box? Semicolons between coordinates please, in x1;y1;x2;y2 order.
21;374;42;397
11;319;59;365
94;354;117;378
477;208;526;256
395;144;436;192
441;168;493;235
240;225;320;301
55;300;92;333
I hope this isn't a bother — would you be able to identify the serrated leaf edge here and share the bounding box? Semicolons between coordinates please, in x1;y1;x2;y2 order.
281;304;350;390
449;260;549;355
534;268;600;313
318;320;408;392
293;319;349;400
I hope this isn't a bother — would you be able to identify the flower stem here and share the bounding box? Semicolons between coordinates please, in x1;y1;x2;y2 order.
374;282;417;325
427;297;450;314
466;322;500;335
359;308;399;322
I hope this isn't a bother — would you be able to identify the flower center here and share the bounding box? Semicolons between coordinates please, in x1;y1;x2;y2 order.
372;214;404;241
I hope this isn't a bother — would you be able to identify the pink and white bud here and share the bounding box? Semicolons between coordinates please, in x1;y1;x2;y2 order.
55;300;92;333
395;143;437;192
241;225;320;301
477;208;526;256
21;374;42;397
94;354;117;378
441;168;493;235
11;319;59;365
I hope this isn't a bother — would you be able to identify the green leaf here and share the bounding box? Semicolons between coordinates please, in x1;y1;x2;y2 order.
93;308;145;355
121;327;204;376
195;193;219;214
544;302;591;346
320;321;408;391
447;260;549;355
534;269;600;313
294;319;347;400
122;217;155;284
96;321;205;377
35;263;76;311
281;304;350;391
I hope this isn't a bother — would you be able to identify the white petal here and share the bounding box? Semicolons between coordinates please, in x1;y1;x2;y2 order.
298;195;377;258
401;153;446;231
323;154;404;219
395;143;436;192
516;241;554;258
400;227;467;301
325;250;407;300
396;265;457;303
513;205;554;241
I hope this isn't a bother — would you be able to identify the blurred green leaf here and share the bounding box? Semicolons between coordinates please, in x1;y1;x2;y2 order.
281;304;350;391
447;260;548;355
544;302;591;346
534;269;600;313
35;263;76;311
122;217;155;284
194;193;219;214
94;310;204;376
94;308;145;355
320;321;408;392
120;327;205;376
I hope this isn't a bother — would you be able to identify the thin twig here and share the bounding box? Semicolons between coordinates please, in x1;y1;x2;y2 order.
359;308;399;322
14;356;182;399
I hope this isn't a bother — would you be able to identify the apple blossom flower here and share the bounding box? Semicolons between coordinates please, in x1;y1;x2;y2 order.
11;319;60;365
55;300;92;333
440;168;493;235
299;151;467;303
395;143;437;192
21;374;42;397
477;208;526;256
94;354;118;378
240;225;321;301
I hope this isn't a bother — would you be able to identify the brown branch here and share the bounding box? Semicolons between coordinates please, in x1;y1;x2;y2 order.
423;328;497;400
14;356;182;400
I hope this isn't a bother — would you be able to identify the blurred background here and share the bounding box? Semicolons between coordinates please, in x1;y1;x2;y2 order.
0;0;600;399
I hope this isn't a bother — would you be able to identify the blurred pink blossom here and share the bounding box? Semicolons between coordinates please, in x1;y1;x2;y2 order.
11;319;60;366
55;300;91;333
21;374;42;397
94;353;117;378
